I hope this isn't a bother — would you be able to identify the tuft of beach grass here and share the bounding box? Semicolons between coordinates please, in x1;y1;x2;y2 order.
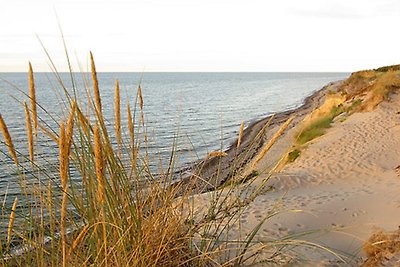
0;54;349;266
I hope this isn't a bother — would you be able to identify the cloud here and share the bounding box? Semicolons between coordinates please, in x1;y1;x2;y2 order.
289;0;400;20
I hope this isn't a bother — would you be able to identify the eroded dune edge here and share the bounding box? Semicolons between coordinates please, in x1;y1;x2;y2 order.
190;66;400;266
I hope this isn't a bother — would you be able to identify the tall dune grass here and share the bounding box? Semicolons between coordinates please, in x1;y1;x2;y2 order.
0;53;342;266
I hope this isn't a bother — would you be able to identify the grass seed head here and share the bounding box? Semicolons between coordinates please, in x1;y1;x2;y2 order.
0;114;19;166
7;197;18;244
94;124;105;203
29;62;38;136
90;52;102;115
138;84;144;110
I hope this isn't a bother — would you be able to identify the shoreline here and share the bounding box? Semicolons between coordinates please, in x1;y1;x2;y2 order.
189;67;400;264
178;80;345;193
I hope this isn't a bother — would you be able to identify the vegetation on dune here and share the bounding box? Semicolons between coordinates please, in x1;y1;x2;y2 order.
297;116;333;145
285;65;400;164
0;51;339;266
363;228;400;266
339;65;400;111
7;43;398;266
374;64;400;73
287;149;301;163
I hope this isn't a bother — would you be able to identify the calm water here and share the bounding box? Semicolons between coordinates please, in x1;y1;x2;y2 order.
0;72;349;200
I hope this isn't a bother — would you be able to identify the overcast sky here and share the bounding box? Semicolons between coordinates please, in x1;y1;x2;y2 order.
1;0;400;72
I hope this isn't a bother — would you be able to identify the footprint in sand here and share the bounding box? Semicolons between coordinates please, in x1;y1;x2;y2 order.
395;165;400;176
255;214;263;219
352;210;367;217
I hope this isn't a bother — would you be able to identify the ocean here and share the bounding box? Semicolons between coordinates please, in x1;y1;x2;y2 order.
0;72;349;201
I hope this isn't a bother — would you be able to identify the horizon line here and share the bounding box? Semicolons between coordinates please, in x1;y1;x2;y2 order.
0;70;353;73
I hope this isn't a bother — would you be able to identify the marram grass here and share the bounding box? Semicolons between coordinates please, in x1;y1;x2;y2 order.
28;62;37;136
0;53;343;266
0;114;19;166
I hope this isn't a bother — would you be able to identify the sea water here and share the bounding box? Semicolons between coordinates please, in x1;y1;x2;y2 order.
0;72;348;200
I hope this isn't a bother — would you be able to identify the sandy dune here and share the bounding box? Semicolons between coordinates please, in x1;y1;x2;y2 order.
191;87;400;265
235;91;400;264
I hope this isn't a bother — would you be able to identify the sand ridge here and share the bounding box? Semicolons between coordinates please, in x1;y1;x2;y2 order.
236;91;400;264
191;87;400;265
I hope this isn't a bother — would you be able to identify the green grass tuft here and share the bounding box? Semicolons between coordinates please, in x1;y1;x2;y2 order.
287;149;301;163
297;117;333;145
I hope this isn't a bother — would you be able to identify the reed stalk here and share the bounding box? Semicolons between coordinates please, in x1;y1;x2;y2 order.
252;116;295;168
66;101;76;152
115;80;121;155
59;121;68;267
68;224;90;257
237;121;244;148
37;123;58;143
77;108;89;136
127;104;134;149
24;101;34;166
94;124;105;204
93;124;107;264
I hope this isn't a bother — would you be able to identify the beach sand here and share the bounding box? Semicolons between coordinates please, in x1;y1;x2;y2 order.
191;81;400;265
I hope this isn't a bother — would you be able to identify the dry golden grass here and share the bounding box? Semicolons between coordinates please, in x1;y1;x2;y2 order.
252;116;294;168
0;114;19;166
7;197;18;245
363;228;400;266
93;123;105;205
0;55;342;266
237;121;244;149
206;151;228;159
127;104;134;147
90;51;102;116
58;121;68;267
28;62;38;136
138;84;144;110
24;101;34;165
77;108;90;136
66;101;76;152
115;79;121;154
338;66;400;112
359;70;400;111
38;123;59;143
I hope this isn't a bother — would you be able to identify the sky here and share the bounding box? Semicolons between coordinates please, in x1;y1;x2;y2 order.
1;0;400;72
